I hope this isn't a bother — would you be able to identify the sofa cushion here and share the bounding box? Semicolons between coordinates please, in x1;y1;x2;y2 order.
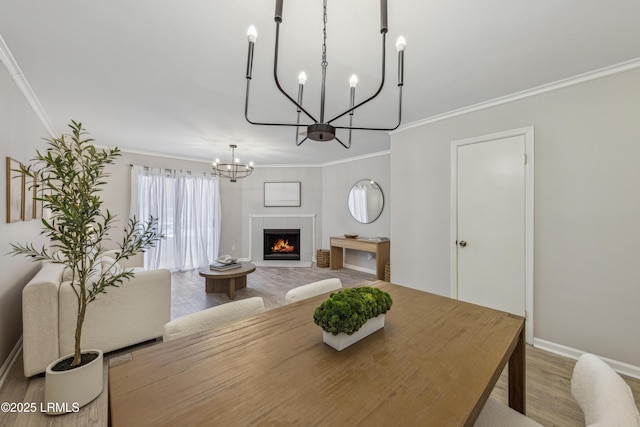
100;256;123;275
62;259;102;282
62;267;73;282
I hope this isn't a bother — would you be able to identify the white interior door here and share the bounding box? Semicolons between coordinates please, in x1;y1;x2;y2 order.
451;127;534;337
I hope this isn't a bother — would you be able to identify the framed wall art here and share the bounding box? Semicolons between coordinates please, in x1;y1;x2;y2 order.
264;182;301;207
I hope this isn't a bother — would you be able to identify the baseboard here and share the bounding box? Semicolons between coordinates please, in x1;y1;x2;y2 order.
533;338;640;380
252;261;312;268
343;263;376;276
0;336;22;391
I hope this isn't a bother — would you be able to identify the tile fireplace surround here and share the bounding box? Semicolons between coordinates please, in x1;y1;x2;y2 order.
248;214;316;267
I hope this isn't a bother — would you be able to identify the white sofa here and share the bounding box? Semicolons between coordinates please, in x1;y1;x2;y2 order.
22;251;171;377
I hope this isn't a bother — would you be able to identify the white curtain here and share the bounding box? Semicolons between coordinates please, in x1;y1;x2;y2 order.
348;184;369;223
130;166;221;272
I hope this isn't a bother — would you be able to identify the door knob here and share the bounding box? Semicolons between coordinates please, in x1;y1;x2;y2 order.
458;240;467;247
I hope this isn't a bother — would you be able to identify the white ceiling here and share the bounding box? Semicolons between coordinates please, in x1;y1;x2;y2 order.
1;0;640;166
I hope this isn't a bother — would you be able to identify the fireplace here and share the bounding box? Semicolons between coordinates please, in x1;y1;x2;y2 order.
263;229;301;261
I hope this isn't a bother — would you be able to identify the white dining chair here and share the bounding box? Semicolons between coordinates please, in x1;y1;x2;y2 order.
284;278;342;304
163;297;265;342
571;353;640;427
474;396;543;427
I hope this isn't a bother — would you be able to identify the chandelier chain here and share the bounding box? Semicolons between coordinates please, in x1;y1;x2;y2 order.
321;0;328;69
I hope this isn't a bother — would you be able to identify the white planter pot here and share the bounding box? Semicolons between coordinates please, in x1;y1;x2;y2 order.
44;349;103;415
322;314;385;351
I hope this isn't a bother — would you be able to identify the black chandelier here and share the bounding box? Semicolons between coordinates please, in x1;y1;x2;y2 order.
244;0;406;149
212;144;254;182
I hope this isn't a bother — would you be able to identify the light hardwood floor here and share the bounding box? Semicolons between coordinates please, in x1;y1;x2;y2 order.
1;265;639;426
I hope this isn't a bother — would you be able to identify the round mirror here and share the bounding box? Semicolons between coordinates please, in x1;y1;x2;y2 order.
347;179;384;224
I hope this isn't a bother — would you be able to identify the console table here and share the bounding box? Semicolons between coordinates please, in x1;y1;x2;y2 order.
330;237;390;280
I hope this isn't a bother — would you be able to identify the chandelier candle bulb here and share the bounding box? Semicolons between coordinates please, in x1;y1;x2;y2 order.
348;75;356;145
295;72;306;139
380;0;388;33
246;26;257;79
296;83;304;111
349;83;356;115
247;25;257;43
396;36;406;86
275;0;283;23
297;73;306;112
398;50;404;86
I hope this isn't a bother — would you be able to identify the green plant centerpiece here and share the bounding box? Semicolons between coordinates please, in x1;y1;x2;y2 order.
313;287;392;350
11;121;162;370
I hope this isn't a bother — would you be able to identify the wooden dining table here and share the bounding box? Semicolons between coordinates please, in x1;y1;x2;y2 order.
109;280;525;426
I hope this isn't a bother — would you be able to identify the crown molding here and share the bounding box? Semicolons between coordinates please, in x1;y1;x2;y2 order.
393;57;640;134
257;150;390;168
319;150;390;167
110;145;215;165
115;146;390;168
0;33;57;137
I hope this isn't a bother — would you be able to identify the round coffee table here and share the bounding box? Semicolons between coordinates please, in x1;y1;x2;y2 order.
199;262;256;300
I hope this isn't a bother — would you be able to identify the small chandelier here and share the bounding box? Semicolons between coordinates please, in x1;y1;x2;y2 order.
244;0;406;149
212;144;254;182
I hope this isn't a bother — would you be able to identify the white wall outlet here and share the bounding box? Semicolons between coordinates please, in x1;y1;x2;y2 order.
231;245;236;251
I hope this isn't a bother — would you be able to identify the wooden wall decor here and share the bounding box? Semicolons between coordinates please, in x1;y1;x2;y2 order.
6;157;24;223
33;171;44;219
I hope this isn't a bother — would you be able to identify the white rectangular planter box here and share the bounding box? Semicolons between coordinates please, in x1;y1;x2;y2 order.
322;314;385;351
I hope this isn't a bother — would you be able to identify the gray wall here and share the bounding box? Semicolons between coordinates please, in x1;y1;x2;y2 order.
0;64;48;368
322;154;390;272
390;67;640;367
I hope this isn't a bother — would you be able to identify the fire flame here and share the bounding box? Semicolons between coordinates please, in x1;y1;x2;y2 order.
272;238;295;253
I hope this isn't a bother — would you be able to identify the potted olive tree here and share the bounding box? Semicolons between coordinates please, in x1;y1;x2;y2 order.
11;121;162;413
313;286;393;351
